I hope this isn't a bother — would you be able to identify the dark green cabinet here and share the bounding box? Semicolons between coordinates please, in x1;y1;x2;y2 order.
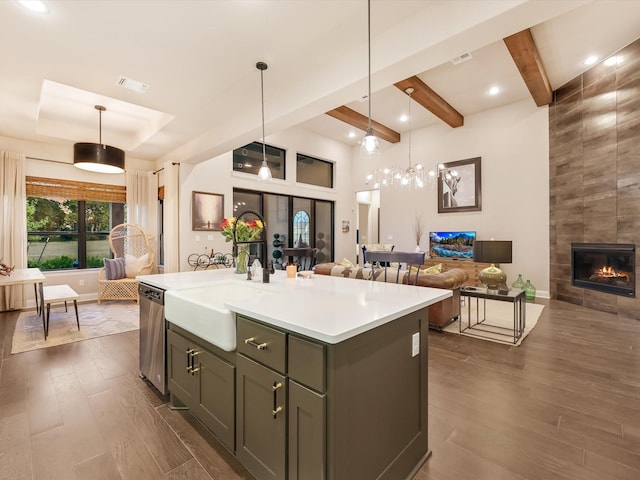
236;353;287;480
167;306;429;480
288;380;326;480
167;328;235;451
236;316;327;480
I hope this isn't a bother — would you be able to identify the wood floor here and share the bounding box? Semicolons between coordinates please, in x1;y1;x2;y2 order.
1;298;639;480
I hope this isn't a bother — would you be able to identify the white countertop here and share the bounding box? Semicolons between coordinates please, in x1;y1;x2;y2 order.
138;269;451;344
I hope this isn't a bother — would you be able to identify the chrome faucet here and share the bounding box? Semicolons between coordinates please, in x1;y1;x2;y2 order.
232;209;273;282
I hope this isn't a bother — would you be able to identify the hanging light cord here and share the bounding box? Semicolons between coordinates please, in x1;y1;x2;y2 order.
367;0;372;131
407;88;413;168
260;65;266;162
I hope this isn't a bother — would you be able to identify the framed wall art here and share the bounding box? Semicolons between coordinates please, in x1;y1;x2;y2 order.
437;157;482;213
192;191;224;231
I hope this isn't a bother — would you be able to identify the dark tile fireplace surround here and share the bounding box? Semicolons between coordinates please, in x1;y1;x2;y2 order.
549;36;640;320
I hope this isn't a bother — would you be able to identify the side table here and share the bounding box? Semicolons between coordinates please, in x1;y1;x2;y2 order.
459;287;526;344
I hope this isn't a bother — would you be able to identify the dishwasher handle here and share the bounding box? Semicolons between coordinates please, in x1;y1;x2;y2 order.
139;283;165;305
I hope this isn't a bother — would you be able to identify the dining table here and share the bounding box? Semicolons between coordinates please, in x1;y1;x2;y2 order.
0;267;46;335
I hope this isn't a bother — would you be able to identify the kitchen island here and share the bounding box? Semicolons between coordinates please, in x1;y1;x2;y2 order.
137;269;451;480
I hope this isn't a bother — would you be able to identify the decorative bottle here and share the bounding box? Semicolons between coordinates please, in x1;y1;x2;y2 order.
512;274;525;290
524;280;536;301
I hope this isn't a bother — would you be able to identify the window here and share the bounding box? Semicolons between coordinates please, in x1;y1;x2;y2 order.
233;188;334;268
26;177;125;271
296;153;334;188
233;141;286;180
293;210;310;247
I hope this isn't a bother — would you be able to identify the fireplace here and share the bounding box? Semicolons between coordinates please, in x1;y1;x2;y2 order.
571;243;635;297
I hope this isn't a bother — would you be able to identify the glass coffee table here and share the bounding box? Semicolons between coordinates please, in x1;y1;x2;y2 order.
459;287;526;344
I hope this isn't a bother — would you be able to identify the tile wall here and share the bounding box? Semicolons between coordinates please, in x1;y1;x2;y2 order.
549;37;640;320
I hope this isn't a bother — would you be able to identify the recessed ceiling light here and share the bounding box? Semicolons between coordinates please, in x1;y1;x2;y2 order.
18;0;48;13
348;131;356;138
584;55;598;66
488;86;500;96
399;114;408;122
604;55;622;66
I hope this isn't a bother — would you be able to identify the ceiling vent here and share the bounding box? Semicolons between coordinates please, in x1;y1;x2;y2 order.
117;75;150;94
450;52;473;65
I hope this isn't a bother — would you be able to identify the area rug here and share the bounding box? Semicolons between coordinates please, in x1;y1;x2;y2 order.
11;301;139;354
443;299;544;346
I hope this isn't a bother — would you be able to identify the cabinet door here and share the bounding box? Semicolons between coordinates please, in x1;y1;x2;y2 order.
167;329;197;405
289;380;326;480
195;348;236;451
236;354;286;480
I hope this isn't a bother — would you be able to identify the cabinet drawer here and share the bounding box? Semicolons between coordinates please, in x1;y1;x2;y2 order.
289;335;325;392
237;316;286;373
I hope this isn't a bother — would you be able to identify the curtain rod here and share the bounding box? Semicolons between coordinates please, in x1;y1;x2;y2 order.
26;156;72;165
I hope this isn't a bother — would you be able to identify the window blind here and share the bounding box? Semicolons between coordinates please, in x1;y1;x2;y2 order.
26;176;126;203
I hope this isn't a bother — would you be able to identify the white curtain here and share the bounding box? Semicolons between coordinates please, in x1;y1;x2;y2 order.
0;151;27;310
126;169;158;271
162;162;181;273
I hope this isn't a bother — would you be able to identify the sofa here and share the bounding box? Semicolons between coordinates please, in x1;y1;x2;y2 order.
313;262;468;330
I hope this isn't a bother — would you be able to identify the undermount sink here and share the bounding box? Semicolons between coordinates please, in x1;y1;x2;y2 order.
164;281;279;351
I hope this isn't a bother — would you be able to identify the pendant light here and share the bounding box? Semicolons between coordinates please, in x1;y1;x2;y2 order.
360;0;380;159
256;61;272;182
73;105;125;174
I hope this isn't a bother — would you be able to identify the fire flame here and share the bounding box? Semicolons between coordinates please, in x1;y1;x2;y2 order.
596;266;630;281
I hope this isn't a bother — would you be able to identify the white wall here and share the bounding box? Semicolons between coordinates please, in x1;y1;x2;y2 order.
176;126;354;272
351;100;550;295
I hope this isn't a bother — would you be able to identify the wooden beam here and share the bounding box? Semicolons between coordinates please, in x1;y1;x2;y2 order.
394;76;464;128
325;105;401;144
503;28;552;107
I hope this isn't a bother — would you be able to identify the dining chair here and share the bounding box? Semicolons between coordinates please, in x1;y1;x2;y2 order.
282;247;317;271
365;251;426;285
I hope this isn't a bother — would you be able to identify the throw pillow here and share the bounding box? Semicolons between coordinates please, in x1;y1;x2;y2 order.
125;253;150;278
409;263;442;275
103;257;126;280
338;258;354;267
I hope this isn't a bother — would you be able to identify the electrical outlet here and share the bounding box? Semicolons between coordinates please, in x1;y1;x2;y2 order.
79;279;85;286
387;234;393;240
207;234;213;240
412;332;420;357
195;235;200;241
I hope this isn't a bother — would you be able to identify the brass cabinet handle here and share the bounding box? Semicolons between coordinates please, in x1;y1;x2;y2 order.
244;337;268;350
272;380;283;418
186;348;200;374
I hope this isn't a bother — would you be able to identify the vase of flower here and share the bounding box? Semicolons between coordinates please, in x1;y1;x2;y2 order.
220;216;265;274
235;244;250;274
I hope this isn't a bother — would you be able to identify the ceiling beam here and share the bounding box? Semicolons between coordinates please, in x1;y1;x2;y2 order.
325;106;401;144
503;28;552;107
394;76;464;128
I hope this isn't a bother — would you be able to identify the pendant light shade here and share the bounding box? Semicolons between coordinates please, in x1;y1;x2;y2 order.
360;0;380;159
256;61;272;182
73;105;125;174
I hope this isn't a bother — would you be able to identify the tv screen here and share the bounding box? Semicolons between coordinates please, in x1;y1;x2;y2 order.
429;231;476;259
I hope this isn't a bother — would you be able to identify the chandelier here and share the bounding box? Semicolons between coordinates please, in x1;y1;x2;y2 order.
365;88;426;189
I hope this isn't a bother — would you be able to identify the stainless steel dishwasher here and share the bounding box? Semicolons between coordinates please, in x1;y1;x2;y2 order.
139;283;167;395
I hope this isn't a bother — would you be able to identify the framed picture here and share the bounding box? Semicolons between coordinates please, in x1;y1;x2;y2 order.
192;191;224;231
437;157;481;213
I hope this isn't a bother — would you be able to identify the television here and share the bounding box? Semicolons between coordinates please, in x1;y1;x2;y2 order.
429;231;476;259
